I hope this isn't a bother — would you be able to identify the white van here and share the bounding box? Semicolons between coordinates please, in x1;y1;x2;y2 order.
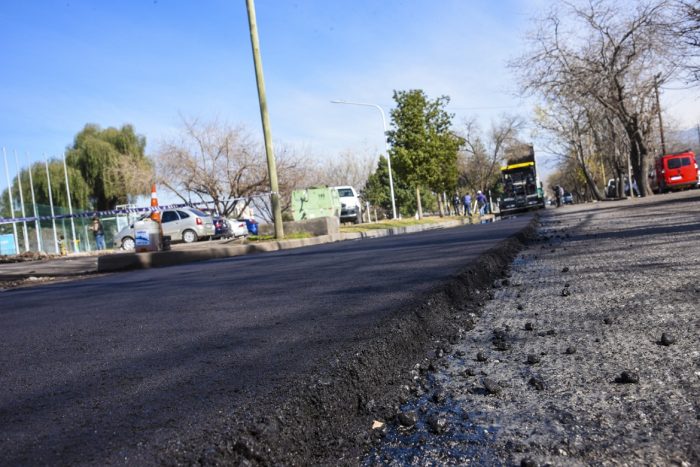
333;186;361;224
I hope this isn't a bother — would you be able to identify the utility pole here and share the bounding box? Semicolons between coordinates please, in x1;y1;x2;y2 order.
654;73;666;155
246;0;284;239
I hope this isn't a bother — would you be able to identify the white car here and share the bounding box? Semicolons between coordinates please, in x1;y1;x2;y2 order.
333;185;361;224
227;218;250;238
114;207;215;250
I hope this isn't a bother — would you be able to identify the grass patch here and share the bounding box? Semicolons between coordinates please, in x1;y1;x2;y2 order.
247;232;314;242
340;216;464;233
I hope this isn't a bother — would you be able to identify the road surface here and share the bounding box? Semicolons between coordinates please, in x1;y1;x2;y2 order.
0;214;533;465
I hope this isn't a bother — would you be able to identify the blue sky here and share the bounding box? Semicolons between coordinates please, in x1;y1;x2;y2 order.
1;0;699;196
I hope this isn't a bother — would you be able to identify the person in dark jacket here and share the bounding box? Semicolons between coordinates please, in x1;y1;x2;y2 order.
452;194;461;216
91;215;106;250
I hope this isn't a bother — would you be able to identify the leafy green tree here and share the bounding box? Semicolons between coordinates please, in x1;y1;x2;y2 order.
386;90;461;217
361;155;416;218
66;124;153;210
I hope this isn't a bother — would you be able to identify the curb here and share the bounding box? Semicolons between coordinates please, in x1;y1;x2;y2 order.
97;215;496;273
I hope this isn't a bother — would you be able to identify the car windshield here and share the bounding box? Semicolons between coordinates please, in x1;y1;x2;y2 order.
337;188;354;197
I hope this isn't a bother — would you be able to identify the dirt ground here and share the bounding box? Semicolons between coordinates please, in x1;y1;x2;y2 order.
365;191;700;466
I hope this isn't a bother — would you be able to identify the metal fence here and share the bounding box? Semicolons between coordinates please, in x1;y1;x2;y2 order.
0;203;128;255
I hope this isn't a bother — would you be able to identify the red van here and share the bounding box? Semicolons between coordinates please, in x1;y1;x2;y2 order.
651;150;699;193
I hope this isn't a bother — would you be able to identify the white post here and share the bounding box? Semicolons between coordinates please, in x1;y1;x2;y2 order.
62;152;78;253
331;100;397;219
26;153;42;252
45;156;59;254
84;224;92;251
2;148;20;254
14;151;30;251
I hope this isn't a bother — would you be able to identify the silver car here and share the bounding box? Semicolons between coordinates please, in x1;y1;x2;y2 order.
114;207;215;250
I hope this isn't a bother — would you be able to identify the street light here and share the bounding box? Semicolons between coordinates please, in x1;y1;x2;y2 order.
331;100;397;219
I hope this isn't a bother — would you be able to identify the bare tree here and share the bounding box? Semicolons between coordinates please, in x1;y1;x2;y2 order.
457;115;524;194
154;117;309;220
309;150;376;190
675;0;700;81
513;0;678;196
533;97;607;199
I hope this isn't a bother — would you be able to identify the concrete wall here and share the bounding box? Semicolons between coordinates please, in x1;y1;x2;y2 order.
258;216;340;237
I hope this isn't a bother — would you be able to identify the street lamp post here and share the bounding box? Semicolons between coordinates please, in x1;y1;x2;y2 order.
331;100;397;220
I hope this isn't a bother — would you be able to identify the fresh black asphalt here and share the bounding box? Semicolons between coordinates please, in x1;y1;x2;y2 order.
0;215;532;465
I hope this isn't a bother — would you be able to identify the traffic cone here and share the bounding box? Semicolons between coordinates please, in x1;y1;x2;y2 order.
150;184;160;222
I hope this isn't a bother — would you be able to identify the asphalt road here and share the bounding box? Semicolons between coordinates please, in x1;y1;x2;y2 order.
0;214;532;465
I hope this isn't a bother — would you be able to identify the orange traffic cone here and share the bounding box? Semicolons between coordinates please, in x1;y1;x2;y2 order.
150;184;160;222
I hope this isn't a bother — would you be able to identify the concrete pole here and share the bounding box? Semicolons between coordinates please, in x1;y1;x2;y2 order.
2;148;20;254
246;0;284;240
45;156;59;254
26;153;42;252
14;151;30;251
62;152;78;253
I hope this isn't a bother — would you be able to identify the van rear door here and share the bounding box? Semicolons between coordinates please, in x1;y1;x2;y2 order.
664;154;696;186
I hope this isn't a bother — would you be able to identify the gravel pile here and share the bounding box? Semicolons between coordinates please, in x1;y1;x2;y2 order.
366;192;700;466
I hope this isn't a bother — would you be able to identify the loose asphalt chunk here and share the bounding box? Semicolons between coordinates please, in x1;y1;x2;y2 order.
658;332;677;346
614;371;640;384
397;411;418;428
483;377;502;395
426;413;448;434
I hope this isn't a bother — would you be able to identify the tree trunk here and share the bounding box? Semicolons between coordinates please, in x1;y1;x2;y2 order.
624;120;652;197
416;186;423;219
437;196;444;217
615;169;624;198
575;141;605;200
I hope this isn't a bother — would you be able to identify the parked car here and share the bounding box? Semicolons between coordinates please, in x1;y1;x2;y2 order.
562;192;574;204
114;207;215;250
333;185;361;224
227;219;249;238
212;216;232;239
605;178;639;198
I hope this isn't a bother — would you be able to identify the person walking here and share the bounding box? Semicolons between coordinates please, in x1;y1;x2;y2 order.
476;191;487;215
452;193;461;216
91;215;106;251
554;185;562;207
463;193;472;216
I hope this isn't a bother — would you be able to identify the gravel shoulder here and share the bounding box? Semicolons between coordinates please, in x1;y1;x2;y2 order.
366;191;700;466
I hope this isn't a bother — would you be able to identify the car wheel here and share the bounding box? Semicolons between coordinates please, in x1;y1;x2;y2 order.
182;229;198;243
122;237;135;251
